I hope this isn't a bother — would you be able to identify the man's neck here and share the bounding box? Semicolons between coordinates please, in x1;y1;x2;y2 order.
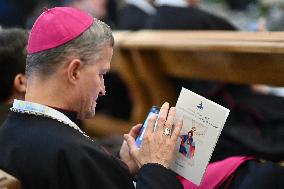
25;93;68;110
25;77;78;113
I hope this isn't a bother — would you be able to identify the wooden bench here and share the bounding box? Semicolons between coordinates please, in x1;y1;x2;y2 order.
84;31;284;137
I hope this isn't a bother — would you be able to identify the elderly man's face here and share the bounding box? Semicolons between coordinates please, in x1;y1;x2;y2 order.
78;45;113;119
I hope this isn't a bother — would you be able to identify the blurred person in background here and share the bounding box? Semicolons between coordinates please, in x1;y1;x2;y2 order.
117;0;156;30
68;0;117;27
70;0;108;18
146;0;236;30
0;28;28;124
26;0;117;29
0;0;37;28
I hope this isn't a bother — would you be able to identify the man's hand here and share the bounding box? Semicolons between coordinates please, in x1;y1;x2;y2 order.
124;102;183;169
119;124;142;175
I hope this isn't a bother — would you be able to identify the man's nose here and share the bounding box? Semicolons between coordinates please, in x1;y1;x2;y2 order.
99;85;106;96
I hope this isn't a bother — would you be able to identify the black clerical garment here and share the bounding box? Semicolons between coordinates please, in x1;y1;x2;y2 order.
0;112;183;189
0;103;10;126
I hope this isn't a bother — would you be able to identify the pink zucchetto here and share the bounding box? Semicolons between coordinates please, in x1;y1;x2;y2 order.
27;7;94;54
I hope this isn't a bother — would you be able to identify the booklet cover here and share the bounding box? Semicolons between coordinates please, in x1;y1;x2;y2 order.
170;87;230;185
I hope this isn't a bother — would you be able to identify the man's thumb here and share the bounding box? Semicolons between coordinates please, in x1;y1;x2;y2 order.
124;134;138;156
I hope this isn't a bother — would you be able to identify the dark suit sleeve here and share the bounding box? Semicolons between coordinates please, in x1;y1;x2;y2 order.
136;163;183;189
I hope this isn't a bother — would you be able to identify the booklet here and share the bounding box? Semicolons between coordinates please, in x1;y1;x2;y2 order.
170;87;230;185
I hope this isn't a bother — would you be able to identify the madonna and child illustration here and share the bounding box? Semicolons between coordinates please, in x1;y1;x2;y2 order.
178;118;208;160
179;126;196;159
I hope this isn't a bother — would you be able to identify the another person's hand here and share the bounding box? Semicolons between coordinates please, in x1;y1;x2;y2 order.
124;102;183;169
119;124;141;175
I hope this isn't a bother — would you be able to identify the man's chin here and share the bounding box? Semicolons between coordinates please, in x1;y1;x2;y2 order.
85;110;96;119
77;111;96;120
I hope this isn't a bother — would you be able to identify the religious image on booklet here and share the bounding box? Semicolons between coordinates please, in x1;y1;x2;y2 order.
170;87;230;186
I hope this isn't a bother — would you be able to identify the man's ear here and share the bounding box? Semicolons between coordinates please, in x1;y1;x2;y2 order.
67;59;83;84
14;73;27;93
